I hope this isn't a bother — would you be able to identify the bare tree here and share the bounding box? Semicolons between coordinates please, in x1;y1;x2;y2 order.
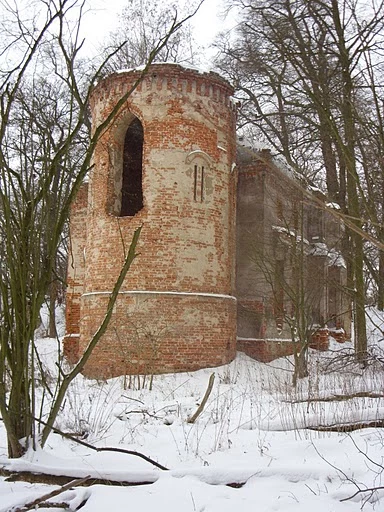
0;0;199;458
217;0;384;360
101;0;201;73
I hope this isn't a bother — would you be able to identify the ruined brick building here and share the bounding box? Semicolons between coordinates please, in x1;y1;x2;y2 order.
64;64;350;378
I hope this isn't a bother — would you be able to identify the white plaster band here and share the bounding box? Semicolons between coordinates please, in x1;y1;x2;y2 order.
82;290;237;301
237;337;293;343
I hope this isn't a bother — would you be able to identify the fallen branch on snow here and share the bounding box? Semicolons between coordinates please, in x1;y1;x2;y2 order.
34;418;169;471
6;475;90;512
0;467;245;489
307;419;384;432
0;467;155;487
284;391;384;403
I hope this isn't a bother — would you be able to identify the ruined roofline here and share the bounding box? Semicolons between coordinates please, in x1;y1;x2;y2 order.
236;137;328;199
114;61;226;82
91;62;235;107
237;136;298;180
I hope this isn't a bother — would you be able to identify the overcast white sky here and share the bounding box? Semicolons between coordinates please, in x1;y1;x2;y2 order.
81;0;235;66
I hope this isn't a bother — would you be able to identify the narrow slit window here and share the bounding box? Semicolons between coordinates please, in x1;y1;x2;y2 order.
120;117;144;217
193;164;204;202
201;166;204;202
194;164;198;201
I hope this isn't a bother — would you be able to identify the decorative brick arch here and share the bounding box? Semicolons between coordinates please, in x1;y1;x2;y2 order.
186;150;213;203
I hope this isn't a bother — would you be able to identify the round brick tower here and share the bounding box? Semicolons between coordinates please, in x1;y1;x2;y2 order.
65;64;237;378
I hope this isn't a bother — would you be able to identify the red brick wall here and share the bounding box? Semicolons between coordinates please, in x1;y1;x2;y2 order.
81;293;236;378
63;182;88;363
237;329;329;363
238;330;330;363
238;338;298;363
65;64;237;375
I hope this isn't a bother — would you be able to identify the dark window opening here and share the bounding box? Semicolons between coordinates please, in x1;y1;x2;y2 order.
121;117;144;216
274;259;285;330
327;266;340;327
307;205;324;241
201;166;204;202
308;256;325;326
193;164;205;202
194;164;198;200
276;199;284;221
293;205;299;231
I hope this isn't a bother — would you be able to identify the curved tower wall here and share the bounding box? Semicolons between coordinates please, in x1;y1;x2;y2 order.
72;64;237;377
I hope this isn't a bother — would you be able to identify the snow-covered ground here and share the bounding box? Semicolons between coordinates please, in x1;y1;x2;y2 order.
1;310;384;511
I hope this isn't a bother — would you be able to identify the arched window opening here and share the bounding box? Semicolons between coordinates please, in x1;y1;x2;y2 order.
120;117;144;216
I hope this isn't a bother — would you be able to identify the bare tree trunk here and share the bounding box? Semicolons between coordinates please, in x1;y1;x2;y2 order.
292;348;308;387
331;0;367;360
378;251;384;311
49;279;57;338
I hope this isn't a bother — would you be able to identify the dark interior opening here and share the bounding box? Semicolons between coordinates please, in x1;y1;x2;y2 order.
274;258;285;329
121;117;144;216
307;205;324;241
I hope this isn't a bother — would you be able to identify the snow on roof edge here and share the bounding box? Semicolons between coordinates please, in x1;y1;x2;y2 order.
114;61;215;77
